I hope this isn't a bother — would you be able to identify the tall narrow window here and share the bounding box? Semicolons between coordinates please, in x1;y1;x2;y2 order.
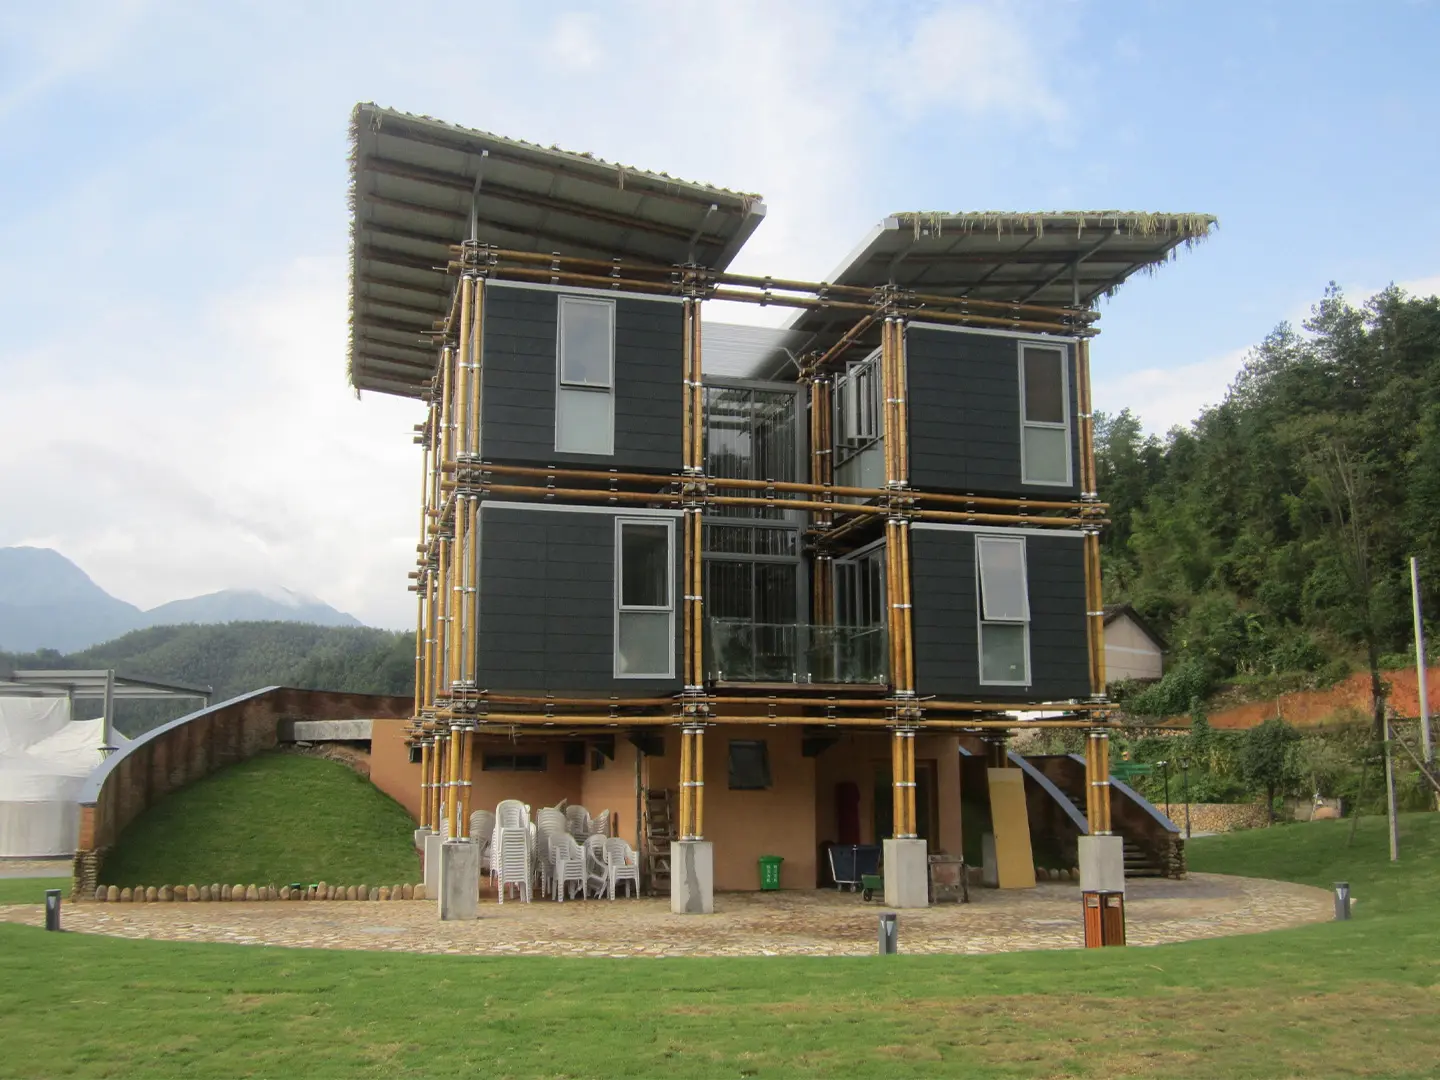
976;534;1030;685
1019;343;1071;485
615;518;675;678
556;296;615;455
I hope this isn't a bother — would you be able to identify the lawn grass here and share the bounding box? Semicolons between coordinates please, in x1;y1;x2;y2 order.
0;815;1435;1078
98;752;419;886
0;877;69;905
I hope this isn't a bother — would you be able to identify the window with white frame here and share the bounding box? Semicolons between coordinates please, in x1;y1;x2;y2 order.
615;518;674;678
1019;343;1071;485
976;534;1030;685
555;296;615;455
834;352;882;463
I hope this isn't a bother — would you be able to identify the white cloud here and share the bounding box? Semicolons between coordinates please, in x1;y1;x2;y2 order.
0;1;1071;631
1093;347;1249;435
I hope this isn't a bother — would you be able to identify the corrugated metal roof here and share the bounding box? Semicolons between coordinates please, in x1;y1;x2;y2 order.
347;104;767;399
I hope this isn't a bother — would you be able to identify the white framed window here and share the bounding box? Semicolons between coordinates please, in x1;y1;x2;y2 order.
1018;343;1071;486
835;352;881;454
555;296;615;455
615;517;675;678
976;534;1030;685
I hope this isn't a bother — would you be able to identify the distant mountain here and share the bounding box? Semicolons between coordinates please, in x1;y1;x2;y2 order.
143;588;361;629
0;547;144;652
0;547;362;652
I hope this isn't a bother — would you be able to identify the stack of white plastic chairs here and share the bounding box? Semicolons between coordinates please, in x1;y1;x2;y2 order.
550;833;587;901
534;807;569;897
565;804;591;840
604;838;641;899
469;809;495;871
492;799;531;903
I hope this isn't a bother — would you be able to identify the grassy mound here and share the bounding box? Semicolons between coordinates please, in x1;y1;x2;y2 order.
100;752;418;886
1;814;1436;1077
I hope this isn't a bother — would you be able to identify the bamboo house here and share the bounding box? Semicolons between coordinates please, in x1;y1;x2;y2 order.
345;103;1215;917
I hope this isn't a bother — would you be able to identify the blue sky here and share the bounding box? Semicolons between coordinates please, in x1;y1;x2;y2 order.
1;1;1437;628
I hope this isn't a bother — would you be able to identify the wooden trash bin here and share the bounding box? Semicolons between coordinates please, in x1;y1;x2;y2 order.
1082;890;1125;947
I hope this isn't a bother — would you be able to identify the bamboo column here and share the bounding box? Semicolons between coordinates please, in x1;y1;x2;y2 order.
419;738;433;829
692;726;705;840
455;276;474;458
439;346;454;470
431;734;446;836
1084;530;1107;697
469;279;484;457
445;724;463;841
1077;340;1095;498
891;729;917;838
456;728;474;839
1085;730;1112;834
450;503;465;693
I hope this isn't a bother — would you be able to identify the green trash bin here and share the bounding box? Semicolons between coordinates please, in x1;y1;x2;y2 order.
759;855;784;891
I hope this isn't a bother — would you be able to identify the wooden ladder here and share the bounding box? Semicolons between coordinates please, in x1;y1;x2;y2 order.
642;787;676;896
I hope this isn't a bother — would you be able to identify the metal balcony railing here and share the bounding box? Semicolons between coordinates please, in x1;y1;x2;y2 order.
707;619;888;685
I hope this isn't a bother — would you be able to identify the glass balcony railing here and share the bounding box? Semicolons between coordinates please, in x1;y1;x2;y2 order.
707;619;888;685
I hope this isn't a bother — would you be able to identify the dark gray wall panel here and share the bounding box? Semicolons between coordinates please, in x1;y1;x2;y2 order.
906;327;1082;498
480;284;683;471
910;528;1090;701
475;506;681;694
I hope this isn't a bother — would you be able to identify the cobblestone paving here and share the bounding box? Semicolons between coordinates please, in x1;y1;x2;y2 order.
0;874;1330;957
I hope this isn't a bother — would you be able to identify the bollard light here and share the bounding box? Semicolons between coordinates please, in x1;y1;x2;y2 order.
878;911;898;955
1334;882;1351;921
44;889;62;932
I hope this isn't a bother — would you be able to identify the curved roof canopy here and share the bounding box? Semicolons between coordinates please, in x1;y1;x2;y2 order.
348;103;766;398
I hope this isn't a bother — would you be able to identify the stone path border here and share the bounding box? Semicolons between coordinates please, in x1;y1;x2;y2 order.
0;873;1331;958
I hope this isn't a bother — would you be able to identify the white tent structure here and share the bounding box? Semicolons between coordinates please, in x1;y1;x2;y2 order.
0;670;209;858
0;697;129;858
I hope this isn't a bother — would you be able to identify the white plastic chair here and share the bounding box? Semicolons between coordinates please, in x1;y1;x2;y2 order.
494;827;531;903
588;809;612;837
583;834;609;899
605;838;641;900
497;799;529;830
551;834;586;901
565;805;591;840
534;820;567;896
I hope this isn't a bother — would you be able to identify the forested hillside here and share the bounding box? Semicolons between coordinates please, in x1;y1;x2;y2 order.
0;622;415;736
1099;285;1440;722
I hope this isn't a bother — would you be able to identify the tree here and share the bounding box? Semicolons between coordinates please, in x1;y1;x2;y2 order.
1239;717;1301;821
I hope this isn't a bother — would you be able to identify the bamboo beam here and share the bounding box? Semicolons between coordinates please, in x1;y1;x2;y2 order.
810;312;879;374
440;693;1104;712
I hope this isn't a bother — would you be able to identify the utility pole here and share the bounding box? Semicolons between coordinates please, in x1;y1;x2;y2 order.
1412;557;1432;766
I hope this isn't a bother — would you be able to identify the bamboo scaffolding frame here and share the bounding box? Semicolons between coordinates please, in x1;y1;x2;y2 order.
447;460;1105;514
433;712;1107;729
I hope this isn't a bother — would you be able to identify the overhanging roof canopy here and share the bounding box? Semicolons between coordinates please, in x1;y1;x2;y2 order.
787;211;1216;347
0;670;212;701
348;103;767;399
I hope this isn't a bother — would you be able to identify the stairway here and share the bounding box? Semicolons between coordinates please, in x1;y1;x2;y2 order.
1061;791;1165;878
642;788;675;896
